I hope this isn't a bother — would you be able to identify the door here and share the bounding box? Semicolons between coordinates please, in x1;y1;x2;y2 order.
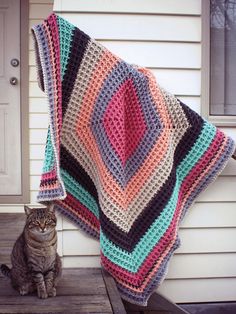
0;0;21;195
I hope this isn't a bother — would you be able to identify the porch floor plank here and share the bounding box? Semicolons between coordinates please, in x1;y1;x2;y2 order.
0;268;113;314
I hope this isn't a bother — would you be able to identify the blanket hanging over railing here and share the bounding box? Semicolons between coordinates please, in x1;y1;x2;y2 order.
31;13;235;306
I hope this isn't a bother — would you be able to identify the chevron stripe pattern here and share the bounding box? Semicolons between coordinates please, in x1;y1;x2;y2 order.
31;13;235;306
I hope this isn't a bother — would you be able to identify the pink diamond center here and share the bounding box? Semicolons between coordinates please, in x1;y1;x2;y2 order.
103;78;146;166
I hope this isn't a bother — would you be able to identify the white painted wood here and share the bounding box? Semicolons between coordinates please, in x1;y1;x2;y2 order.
29;113;48;129
30;145;45;160
30;191;38;204
166;253;236;279
29;82;46;97
55;14;201;42
197;177;236;202
181;202;236;228
29;41;201;69
98;41;201;68
29;3;52;18
63;256;101;268
63;230;100;256
159;278;236;303
57;231;63;256
30;175;41;190
30;0;53;4
53;0;201;15
30;129;48;144
30;160;44;175
0;205;24;213
221;158;236;176
0;0;21;195
29;97;48;113
177;96;200;113
177;228;236;254
152;69;201;95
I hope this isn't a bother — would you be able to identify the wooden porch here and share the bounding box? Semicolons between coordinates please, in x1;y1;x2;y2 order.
0;213;188;314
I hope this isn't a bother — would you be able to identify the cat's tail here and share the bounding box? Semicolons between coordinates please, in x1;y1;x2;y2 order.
0;264;11;278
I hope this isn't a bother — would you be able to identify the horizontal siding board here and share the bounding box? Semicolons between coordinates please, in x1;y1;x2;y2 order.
30;0;53;3
152;69;200;95
220;159;236;176
29;42;201;69
197;177;236;202
63;256;101;268
177;228;236;254
30;160;43;175
166;253;236;279
54;14;201;41
181;202;236;228
177;96;200;113
30;129;48;144
159;278;236;303
30;175;41;190
29;97;48;113
29;82;45;97
30;145;45;160
53;0;201;15
29;113;48;129
29;3;53;19
63;230;100;256
99;41;201;68
62;228;236;256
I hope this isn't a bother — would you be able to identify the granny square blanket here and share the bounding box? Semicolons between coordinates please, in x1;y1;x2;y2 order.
31;13;235;306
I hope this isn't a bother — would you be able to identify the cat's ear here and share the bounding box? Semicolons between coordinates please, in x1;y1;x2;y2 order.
24;205;33;216
48;203;55;214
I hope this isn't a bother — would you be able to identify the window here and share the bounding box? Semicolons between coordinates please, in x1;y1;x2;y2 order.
202;0;236;125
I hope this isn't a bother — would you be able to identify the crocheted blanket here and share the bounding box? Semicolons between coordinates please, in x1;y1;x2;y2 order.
31;13;235;306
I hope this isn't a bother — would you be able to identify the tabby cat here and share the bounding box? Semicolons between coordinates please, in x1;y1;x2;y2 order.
0;204;62;299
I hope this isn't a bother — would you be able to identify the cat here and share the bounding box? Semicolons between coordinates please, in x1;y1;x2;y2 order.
0;204;62;299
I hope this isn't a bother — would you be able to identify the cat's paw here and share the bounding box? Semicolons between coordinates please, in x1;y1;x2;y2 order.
19;285;29;296
47;287;56;297
37;289;48;299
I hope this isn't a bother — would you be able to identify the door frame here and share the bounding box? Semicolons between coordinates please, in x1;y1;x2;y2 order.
0;0;29;204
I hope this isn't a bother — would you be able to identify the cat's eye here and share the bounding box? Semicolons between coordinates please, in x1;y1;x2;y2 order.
45;219;52;224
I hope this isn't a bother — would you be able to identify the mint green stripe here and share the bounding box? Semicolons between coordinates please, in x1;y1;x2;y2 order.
61;169;99;218
42;126;55;173
57;15;75;80
100;122;217;272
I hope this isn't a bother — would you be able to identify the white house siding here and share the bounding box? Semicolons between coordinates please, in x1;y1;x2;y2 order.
0;0;235;304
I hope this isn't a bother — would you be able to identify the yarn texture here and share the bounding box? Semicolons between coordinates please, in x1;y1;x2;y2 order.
31;13;235;306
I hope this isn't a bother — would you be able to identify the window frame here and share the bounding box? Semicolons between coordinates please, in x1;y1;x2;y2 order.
201;0;236;126
0;0;30;204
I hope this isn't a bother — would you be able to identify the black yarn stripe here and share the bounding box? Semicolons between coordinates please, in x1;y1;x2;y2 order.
99;101;205;252
61;27;90;117
60;144;99;203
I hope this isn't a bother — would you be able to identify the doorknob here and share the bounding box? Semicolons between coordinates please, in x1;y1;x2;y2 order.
11;58;20;67
10;77;18;85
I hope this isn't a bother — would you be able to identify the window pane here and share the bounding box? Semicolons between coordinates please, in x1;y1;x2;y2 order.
210;0;236;115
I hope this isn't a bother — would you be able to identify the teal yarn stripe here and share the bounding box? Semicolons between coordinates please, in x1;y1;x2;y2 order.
100;122;217;272
61;169;99;218
42;126;55;173
57;15;74;80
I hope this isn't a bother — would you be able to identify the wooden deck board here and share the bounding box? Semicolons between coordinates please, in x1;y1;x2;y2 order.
0;268;114;313
0;214;125;313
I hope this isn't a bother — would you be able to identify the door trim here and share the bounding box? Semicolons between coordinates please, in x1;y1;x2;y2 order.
0;0;29;204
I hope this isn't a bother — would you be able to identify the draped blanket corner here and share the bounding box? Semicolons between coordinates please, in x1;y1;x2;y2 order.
31;12;235;306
